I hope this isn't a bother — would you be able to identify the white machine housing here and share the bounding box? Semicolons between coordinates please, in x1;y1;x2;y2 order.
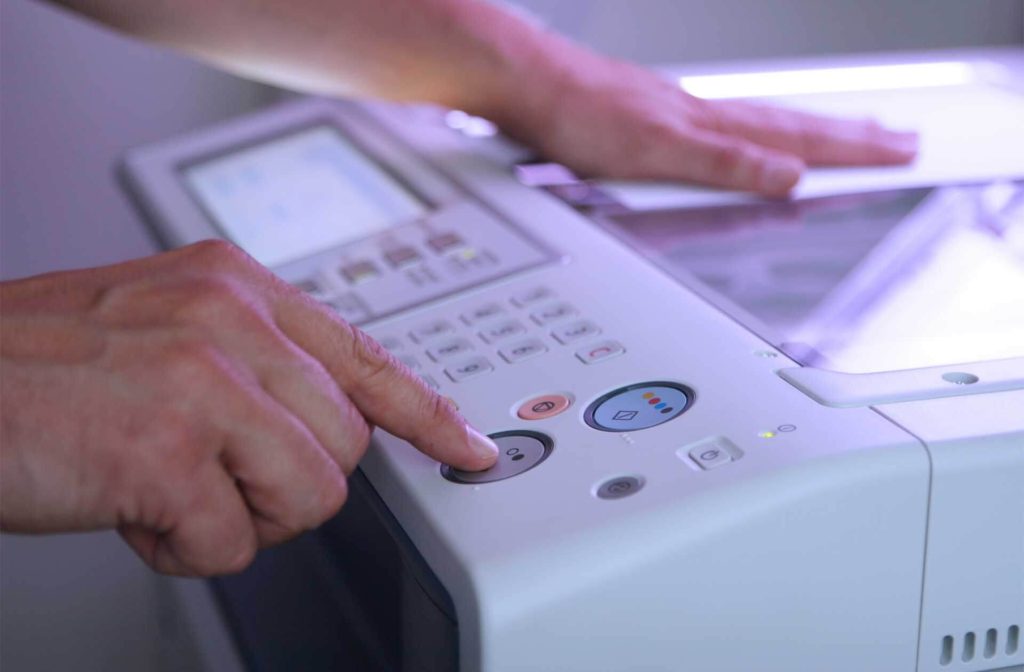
122;50;1024;672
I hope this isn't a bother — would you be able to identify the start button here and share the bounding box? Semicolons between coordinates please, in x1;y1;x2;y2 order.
584;381;694;432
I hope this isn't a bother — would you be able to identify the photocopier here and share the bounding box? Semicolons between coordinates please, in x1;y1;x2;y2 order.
123;49;1024;672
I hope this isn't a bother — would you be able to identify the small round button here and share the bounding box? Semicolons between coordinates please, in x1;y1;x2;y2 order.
596;476;644;500
517;394;572;420
442;431;553;484
584;381;694;432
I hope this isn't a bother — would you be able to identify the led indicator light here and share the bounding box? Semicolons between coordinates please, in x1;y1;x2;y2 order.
642;392;654;399
759;431;776;439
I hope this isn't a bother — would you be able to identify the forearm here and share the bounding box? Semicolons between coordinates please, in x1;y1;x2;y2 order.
50;0;568;126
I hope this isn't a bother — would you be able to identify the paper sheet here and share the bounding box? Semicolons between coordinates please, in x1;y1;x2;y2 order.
598;81;1024;211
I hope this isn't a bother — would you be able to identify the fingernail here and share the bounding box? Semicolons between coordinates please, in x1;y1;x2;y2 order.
466;425;499;461
761;157;803;195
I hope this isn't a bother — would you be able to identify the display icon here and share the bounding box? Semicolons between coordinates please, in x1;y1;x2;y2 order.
613;410;639;421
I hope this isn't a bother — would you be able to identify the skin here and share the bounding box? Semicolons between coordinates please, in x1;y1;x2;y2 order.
1;241;499;575
2;0;918;576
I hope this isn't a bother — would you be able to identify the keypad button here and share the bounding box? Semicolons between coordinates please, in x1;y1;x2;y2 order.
398;355;422;370
377;336;404;352
426;338;475;362
445;356;494;382
327;293;371;324
499;339;548;363
395;354;419;370
511;286;554;307
409;320;456;343
530;302;579;325
427;231;465;253
461;303;506;325
479;319;528;344
293;278;328;299
339;260;380;285
383;246;422;268
552;320;602;344
575;340;626;365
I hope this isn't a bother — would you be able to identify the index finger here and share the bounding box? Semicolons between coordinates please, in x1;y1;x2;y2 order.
701;99;919;166
272;295;499;471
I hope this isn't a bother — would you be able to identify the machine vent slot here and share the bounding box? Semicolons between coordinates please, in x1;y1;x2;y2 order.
984;628;997;659
962;632;976;662
939;625;1022;666
941;635;954;665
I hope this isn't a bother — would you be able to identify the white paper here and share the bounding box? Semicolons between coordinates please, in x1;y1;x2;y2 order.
599;80;1024;211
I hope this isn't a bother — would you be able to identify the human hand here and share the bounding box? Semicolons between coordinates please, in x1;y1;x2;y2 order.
492;42;918;196
0;241;498;576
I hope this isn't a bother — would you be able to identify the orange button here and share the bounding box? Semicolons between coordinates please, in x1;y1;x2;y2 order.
517;394;572;420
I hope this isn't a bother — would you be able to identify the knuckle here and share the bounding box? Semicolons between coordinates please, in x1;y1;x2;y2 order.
708;142;749;176
219;538;258;575
185;239;248;268
420;388;458;430
313;473;349;523
162;338;232;390
348;327;396;381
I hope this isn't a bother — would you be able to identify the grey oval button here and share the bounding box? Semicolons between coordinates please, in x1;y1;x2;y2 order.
442;431;553;484
596;476;644;500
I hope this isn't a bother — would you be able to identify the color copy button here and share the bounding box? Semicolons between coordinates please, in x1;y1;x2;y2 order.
585;381;693;432
517;394;572;420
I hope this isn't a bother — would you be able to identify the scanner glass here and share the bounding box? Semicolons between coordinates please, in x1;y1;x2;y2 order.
599;182;1024;374
182;126;427;267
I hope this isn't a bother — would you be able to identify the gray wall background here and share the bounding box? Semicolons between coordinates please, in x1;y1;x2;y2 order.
2;0;1022;670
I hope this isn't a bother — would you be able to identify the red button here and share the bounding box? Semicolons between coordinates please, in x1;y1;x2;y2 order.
517;394;572;420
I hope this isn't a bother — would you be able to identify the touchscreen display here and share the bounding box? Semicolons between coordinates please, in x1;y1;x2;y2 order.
182;126;427;267
600;182;1024;374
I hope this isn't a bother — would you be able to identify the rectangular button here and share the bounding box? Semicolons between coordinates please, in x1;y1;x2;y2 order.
384;246;422;268
499;338;548;363
479;319;528;344
409;320;456;343
461;303;506;325
445;356;494;382
398;355;422;370
511;286;554;307
684;437;741;470
575;340;625;365
531;302;578;325
376;336;404;352
340;260;380;285
427;338;475;362
419;374;440;391
293;278;328;299
552;320;601;344
327;293;371;324
427;231;465;253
